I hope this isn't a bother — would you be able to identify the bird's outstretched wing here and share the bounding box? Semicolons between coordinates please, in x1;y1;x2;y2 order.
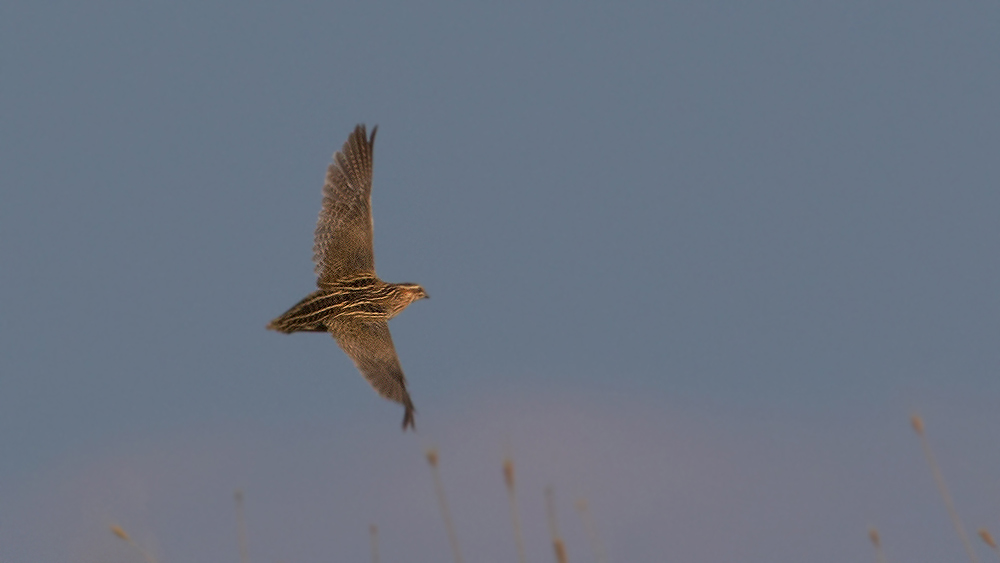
327;317;416;430
313;125;377;285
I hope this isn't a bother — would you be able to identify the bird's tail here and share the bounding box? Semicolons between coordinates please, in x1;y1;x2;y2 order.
266;291;331;333
402;398;416;431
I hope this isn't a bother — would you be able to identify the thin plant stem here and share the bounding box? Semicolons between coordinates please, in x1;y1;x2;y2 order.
575;499;607;563
545;486;568;563
426;447;464;563
868;528;888;563
110;525;159;563
370;524;380;563
911;414;979;563
234;490;250;563
978;528;1000;562
503;453;527;563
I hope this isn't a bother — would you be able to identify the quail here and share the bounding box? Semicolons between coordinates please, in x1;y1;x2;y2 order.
268;125;427;430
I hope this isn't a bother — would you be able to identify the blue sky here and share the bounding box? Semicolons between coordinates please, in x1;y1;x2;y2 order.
2;2;1000;561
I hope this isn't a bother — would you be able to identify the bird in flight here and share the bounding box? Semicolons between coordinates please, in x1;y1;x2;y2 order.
268;125;428;430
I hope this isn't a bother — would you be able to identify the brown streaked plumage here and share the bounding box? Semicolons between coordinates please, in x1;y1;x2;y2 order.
268;125;428;430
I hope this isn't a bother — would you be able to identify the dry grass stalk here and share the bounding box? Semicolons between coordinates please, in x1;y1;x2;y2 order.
234;490;250;563
545;486;569;563
111;525;130;541
503;454;527;563
426;447;464;563
370;524;380;563
910;414;980;563
575;498;607;563
979;528;1000;560
109;524;159;563
553;537;568;563
868;527;887;563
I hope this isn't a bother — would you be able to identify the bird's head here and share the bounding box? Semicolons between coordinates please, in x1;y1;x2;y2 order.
400;283;429;302
385;283;428;319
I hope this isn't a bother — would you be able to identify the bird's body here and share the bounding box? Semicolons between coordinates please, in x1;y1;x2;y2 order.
268;125;427;430
268;275;425;331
